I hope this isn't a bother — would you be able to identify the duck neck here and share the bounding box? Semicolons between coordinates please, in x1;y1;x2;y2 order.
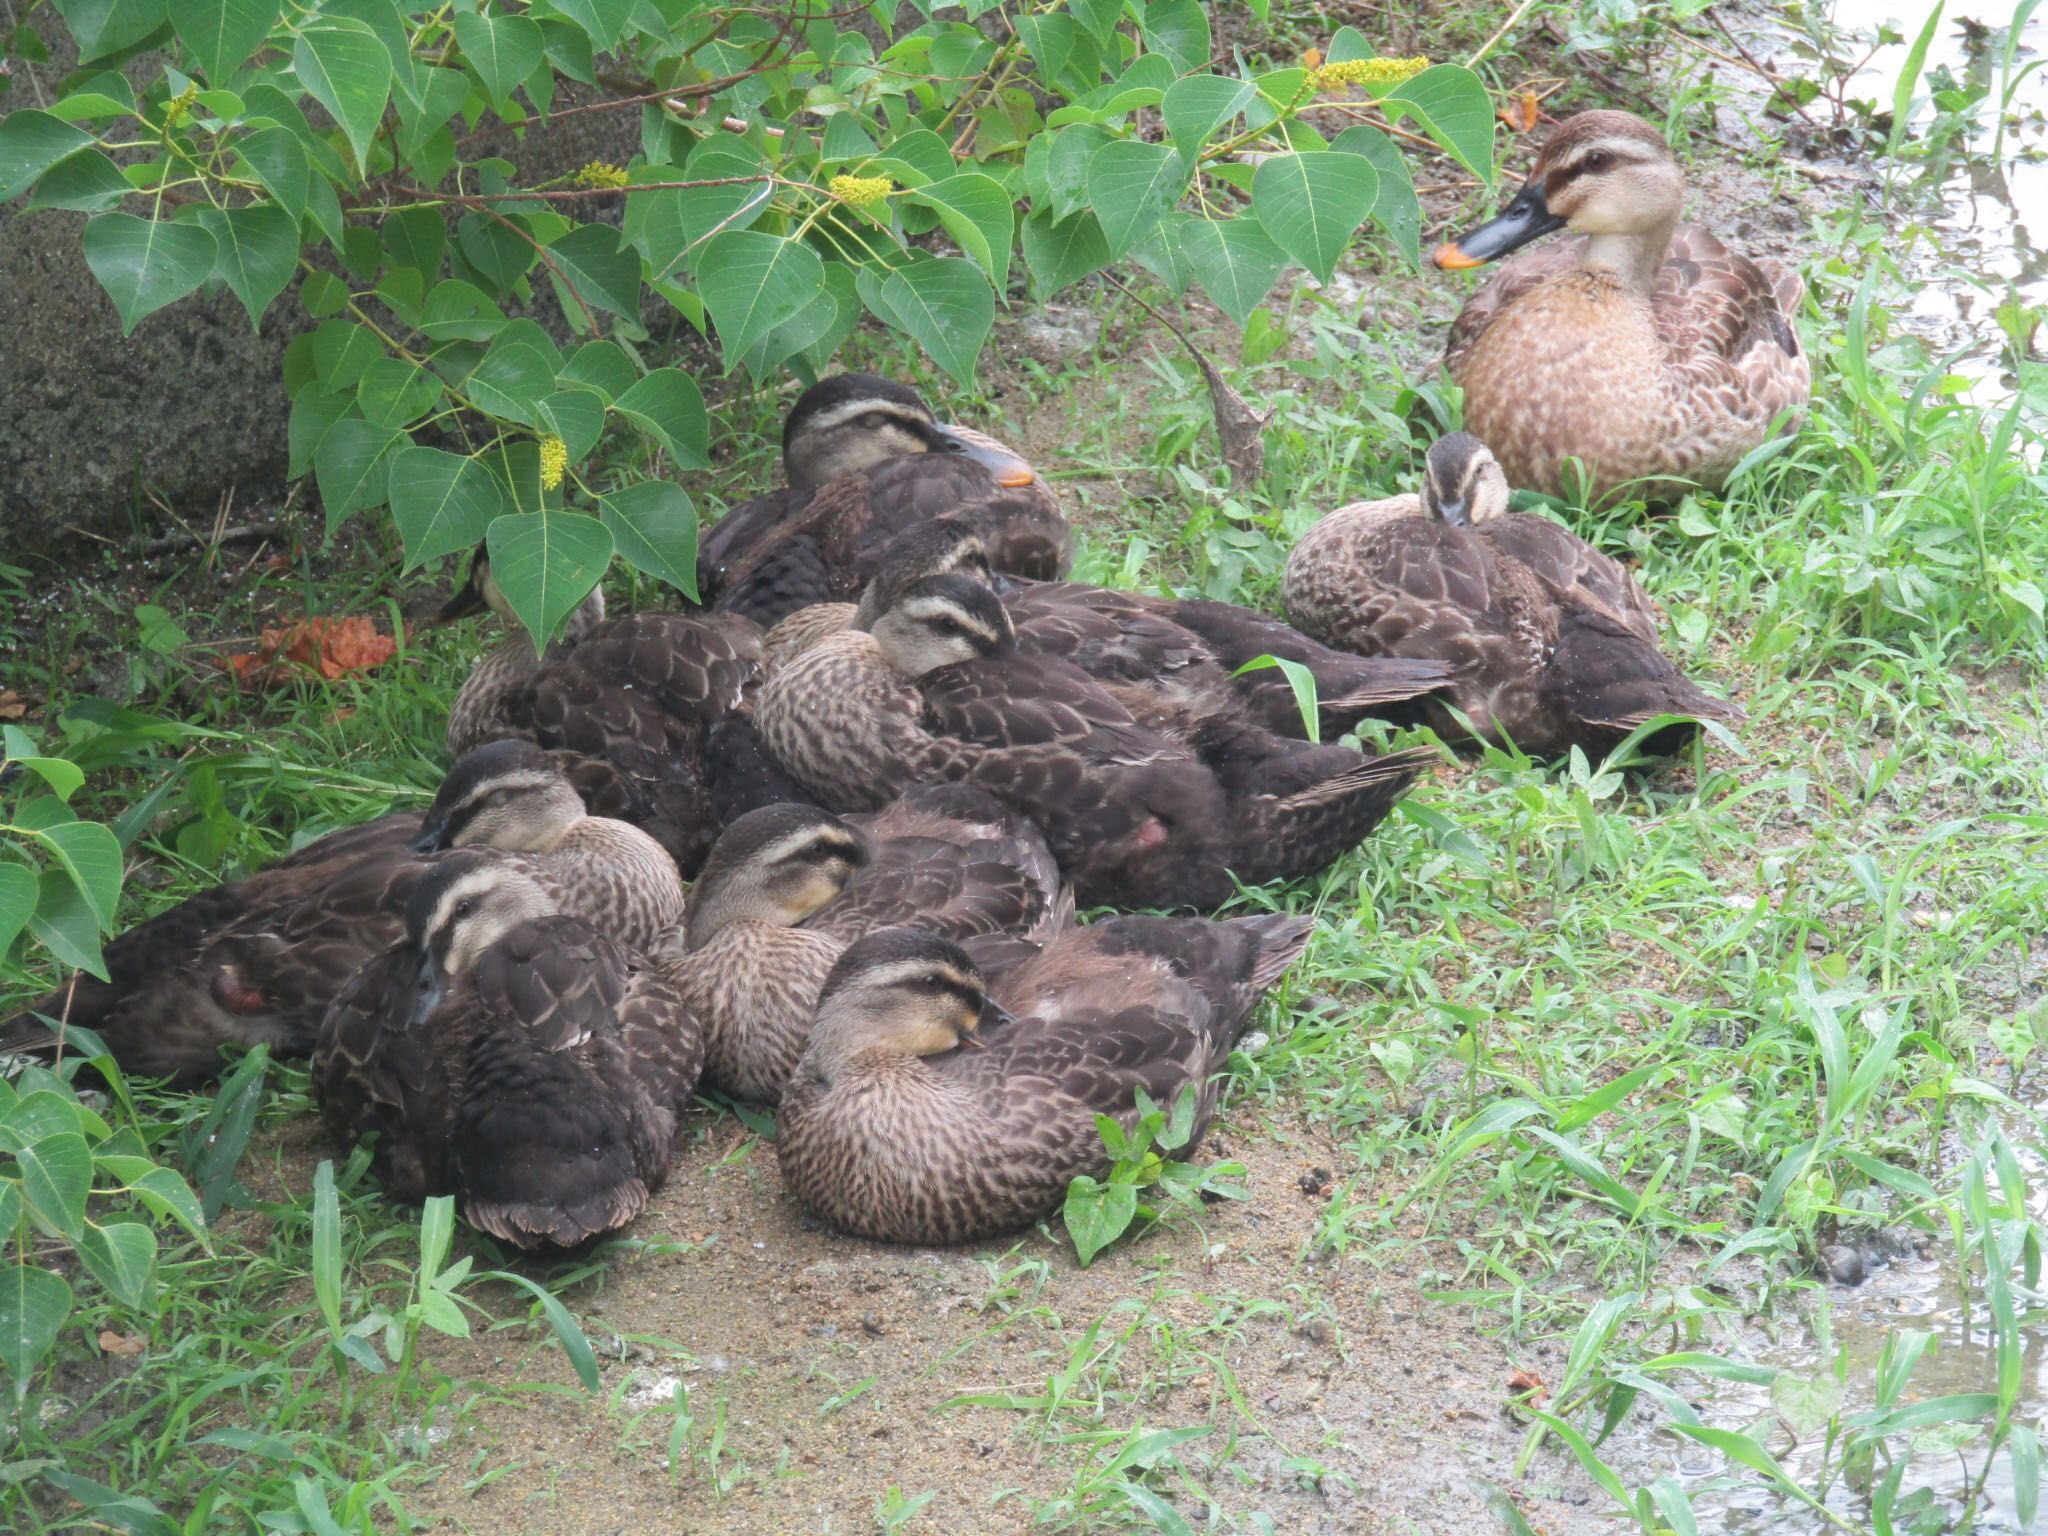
685;881;796;950
1578;221;1674;296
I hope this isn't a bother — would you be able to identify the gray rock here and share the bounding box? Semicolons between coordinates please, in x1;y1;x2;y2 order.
1821;1243;1865;1286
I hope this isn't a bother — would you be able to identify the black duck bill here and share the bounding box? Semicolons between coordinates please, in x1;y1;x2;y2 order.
1433;179;1567;269
934;426;1036;488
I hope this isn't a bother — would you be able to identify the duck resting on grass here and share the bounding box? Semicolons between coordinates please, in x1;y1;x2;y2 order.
775;917;1313;1246
1283;433;1744;758
1433;109;1809;504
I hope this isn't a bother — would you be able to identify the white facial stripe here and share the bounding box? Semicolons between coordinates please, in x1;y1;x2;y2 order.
858;958;980;994
1559;138;1661;173
758;825;857;866
427;867;510;939
457;769;558;810
802;399;929;437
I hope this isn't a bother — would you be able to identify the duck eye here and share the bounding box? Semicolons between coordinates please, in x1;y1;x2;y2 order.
922;973;941;988
859;411;888;430
1584;150;1611;172
454;898;475;918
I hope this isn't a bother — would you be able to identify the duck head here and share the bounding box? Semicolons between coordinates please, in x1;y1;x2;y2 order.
684;803;869;949
1433;111;1684;285
433;552;608;638
865;573;1016;676
781;374;1037;493
810;929;1010;1061
854;520;997;628
403;854;558;1024
410;740;588;854
1420;434;1512;527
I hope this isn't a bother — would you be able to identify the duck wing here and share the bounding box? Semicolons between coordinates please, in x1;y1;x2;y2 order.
314;940;449;1204
1657;225;1802;368
698;485;811;603
455;920;696;1249
1480;514;1662;642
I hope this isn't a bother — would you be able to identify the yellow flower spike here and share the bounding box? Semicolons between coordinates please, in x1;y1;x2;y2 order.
828;174;895;211
574;160;629;190
163;82;200;127
539;436;568;491
1311;55;1430;93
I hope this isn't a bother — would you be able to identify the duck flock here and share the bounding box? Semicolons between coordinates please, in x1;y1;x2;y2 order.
2;110;1808;1254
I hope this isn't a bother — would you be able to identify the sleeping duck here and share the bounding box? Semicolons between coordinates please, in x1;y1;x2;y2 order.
439;553;802;874
698;373;1072;628
776;916;1312;1245
1283;433;1744;757
315;854;700;1250
1433;109;1809;504
653;789;1069;1103
0;741;683;1085
756;572;1426;910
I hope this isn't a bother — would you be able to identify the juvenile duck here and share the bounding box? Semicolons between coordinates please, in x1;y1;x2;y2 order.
763;533;1435;896
0;744;678;1085
315;856;699;1250
1283;433;1744;757
439;553;794;875
776;917;1312;1245
698;374;1073;628
1433;110;1809;503
654;789;1069;1103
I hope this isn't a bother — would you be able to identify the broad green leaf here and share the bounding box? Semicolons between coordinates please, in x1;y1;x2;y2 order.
1130;212;1193;294
908;172;1013;291
130;1166;206;1242
1252;150;1377;284
311;1161;342;1339
314;418;401;530
1331;124;1422;267
390;447;507;569
287;389;353;478
482;1269;599;1392
2;733;84;800
464;341;559;427
28;866;106;980
1177;215;1287;328
381;206;445;278
484;511;614;652
197;204;298;326
695;231;824;366
416;1287;469;1338
0;1265;71;1399
1021;207;1110;298
323;0;416;108
458;212;539;295
872;257;992;387
557;340;637;403
866;125;952;187
542;222;640;323
817;110;878;165
18;1131;93;1239
293;20;391;174
33;821;121;929
453;11;542;106
81;213;219;336
738;269;855;378
1046;123;1111;223
1161;73;1254;160
1380;65;1495;184
356;356;441;426
170;0;278;85
52;0;168;63
598;481;698;599
1140;0;1209;73
537;389;603;462
1086;139;1186;260
547;0;629;51
237;125;309;225
421;277;508;342
310;318;381;392
609;367;708;468
49;73;138;121
26;148;134;212
0;110;95;203
0;864;37;956
1063;1174;1137;1266
76;1221;156;1310
1068;0;1124;45
418;1194;454;1286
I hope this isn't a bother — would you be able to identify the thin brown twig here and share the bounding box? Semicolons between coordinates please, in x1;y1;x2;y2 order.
489;209;599;333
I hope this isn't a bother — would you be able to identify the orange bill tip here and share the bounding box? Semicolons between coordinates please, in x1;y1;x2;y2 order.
1432;240;1486;271
998;469;1036;488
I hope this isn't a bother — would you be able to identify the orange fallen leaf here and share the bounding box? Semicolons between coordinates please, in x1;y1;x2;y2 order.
0;689;30;721
218;616;399;687
1499;91;1541;133
1508;1368;1546;1397
1302;47;1323;69
99;1330;146;1356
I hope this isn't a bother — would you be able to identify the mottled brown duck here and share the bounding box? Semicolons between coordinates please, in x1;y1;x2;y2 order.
0;742;682;1086
439;553;797;875
1283;433;1744;757
760;538;1434;899
1433;110;1809;504
315;856;700;1250
776;917;1312;1245
698;374;1072;628
653;788;1068;1103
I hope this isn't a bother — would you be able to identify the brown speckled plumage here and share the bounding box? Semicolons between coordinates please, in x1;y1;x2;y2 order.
441;557;788;875
776;917;1312;1245
653;788;1069;1103
315;858;701;1250
697;375;1071;629
1284;434;1744;757
1437;111;1809;503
